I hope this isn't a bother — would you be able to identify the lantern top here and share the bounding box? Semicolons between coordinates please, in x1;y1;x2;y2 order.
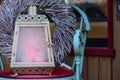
28;5;37;15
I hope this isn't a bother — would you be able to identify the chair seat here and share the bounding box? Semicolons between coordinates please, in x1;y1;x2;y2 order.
0;68;74;79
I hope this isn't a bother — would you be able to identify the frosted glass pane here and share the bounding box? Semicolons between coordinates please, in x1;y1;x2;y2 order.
16;27;48;62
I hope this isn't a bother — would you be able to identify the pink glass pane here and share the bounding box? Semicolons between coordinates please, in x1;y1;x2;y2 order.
16;27;48;62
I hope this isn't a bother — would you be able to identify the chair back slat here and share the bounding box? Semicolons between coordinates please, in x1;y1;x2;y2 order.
0;53;4;71
72;5;90;77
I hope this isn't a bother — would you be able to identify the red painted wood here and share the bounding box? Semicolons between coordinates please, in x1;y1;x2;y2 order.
107;0;113;49
70;47;115;57
84;0;115;56
84;48;115;57
0;69;74;79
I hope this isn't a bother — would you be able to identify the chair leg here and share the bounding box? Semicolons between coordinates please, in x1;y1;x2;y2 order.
75;58;81;80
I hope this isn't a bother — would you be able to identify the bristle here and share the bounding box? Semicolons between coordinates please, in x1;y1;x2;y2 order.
0;0;77;63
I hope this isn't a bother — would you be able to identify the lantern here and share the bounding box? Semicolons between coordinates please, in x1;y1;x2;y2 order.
10;5;55;75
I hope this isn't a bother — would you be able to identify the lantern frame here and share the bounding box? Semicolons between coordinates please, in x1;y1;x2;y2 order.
10;14;55;74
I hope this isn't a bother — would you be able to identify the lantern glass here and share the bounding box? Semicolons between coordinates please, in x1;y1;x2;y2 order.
16;27;49;62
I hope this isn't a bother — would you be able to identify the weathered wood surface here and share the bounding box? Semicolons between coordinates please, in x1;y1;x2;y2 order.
82;57;111;80
113;0;120;80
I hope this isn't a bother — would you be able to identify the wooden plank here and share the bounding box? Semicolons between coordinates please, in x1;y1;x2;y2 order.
113;0;120;80
51;22;108;38
99;57;111;80
1;54;10;70
50;23;54;37
88;57;99;80
88;22;107;38
82;57;88;80
66;55;74;66
112;49;120;80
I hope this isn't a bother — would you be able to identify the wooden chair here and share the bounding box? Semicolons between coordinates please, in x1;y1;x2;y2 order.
0;5;90;80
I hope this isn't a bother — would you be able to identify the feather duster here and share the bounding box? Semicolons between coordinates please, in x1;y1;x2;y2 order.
0;0;77;63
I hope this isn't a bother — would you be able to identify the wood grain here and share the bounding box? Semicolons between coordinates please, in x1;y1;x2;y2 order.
88;22;107;38
99;57;111;80
113;0;120;80
82;57;88;80
88;57;99;80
